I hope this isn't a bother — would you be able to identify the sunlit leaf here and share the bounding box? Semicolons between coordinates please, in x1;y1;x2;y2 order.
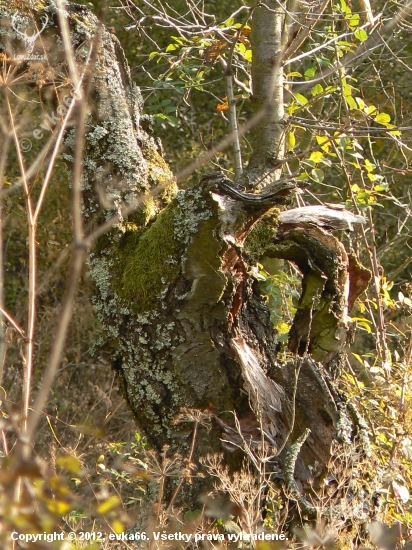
311;83;323;96
355;97;366;110
287;132;296;151
340;0;351;15
310;151;324;163
349;13;360;29
316;136;330;152
375;112;391;124
354;29;368;41
294;93;308;105
223;17;235;26
345;95;357;110
364;159;375;172
351;352;364;366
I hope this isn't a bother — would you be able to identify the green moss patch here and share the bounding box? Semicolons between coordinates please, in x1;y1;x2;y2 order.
244;211;279;261
113;204;182;311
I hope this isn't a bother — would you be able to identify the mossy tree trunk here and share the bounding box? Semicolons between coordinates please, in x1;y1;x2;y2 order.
2;0;370;516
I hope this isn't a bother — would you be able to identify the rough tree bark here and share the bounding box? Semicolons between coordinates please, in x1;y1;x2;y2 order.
1;0;372;519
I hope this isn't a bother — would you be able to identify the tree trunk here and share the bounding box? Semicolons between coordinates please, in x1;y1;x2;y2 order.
247;0;286;187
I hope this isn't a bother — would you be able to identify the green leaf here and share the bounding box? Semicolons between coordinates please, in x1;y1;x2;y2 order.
340;0;351;14
286;71;302;77
311;168;324;182
166;43;178;52
245;49;252;62
171;36;185;44
374;183;389;192
349;13;360;29
294;93;308;105
354;29;368;41
304;66;316;80
168;116;179;126
311;83;323;96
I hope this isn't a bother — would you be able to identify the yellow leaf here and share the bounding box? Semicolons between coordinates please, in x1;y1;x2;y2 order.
45;499;72;515
97;495;121;515
111;520;124;534
375;112;391;124
345;95;357;110
287;132;296;151
309;151;323;163
351;352;364;366
355;97;366;110
316;136;330;152
56;455;81;475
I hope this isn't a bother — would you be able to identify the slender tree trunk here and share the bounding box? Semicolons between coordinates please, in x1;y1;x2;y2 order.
246;0;285;187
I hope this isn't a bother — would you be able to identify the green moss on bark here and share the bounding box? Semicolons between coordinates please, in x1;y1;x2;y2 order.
244;211;279;261
113;205;181;310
